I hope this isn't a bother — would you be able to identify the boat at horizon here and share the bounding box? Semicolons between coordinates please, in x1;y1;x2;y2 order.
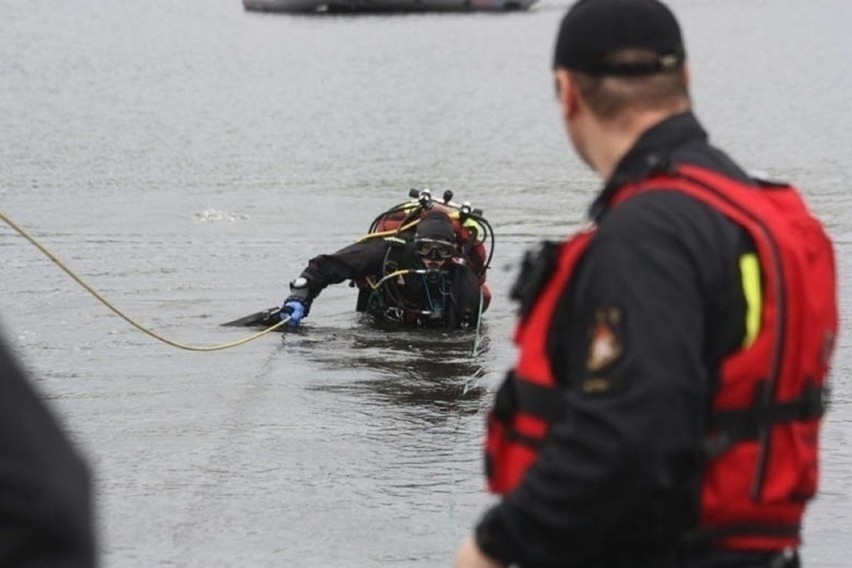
243;0;537;13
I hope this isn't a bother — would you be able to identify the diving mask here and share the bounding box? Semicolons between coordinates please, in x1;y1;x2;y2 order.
414;238;456;260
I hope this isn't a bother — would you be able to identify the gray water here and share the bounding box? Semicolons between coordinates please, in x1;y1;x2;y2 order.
1;0;850;566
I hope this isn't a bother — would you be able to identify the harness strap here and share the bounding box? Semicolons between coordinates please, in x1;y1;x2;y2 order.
492;372;566;424
681;521;801;547
705;385;827;458
514;378;566;421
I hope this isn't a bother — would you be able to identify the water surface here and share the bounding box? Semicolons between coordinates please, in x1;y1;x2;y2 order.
2;0;851;566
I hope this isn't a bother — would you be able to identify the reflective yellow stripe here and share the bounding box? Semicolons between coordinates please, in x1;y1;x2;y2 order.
740;252;762;347
463;217;484;240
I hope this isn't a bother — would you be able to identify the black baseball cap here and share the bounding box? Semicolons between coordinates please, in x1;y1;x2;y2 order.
553;0;686;77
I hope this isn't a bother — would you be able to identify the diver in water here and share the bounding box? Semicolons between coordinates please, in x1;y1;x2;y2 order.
279;189;493;330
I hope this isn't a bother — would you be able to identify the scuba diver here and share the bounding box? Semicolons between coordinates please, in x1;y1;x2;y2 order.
279;188;493;330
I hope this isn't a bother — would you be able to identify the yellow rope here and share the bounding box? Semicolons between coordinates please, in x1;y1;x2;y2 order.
356;219;421;242
366;268;423;290
0;209;285;352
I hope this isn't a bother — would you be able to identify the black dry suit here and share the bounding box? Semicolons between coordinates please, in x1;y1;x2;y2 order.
286;213;488;329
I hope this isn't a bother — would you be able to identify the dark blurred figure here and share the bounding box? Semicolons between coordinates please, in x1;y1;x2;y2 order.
0;329;96;567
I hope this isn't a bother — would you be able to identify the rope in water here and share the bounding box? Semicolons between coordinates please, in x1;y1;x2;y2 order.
4;208;486;551
469;288;486;361
0;209;286;351
1;209;487;355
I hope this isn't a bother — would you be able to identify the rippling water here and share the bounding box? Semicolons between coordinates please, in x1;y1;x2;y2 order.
2;0;850;566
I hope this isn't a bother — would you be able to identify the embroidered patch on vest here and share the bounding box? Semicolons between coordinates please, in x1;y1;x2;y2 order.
586;307;624;373
581;377;613;394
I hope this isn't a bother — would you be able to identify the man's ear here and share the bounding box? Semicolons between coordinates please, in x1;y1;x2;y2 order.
554;69;578;120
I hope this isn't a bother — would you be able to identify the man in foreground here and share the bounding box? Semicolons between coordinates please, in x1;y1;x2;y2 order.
455;0;837;566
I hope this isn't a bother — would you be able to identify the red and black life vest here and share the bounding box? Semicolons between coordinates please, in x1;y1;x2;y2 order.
485;164;838;550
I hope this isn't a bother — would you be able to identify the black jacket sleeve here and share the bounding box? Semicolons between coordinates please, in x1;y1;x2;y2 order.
0;332;96;567
475;191;747;566
288;237;390;302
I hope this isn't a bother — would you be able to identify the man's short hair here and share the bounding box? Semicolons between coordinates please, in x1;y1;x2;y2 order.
574;56;689;119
